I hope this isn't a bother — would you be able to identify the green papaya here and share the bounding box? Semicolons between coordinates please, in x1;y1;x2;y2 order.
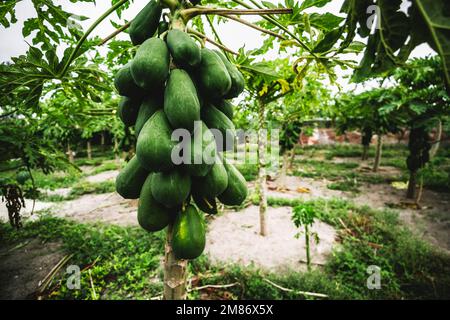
158;21;169;37
136;110;178;172
185;122;216;177
114;62;143;97
172;205;206;259
218;161;247;206
192;191;218;215
214;50;245;98
164;69;200;131
131;38;170;90
150;170;191;208
201;105;236;152
196;48;231;98
214;100;234;120
135;94;162;138
118;96;141;127
16;171;30;185
129;0;162;45
115;155;149;199
138;174;172;232
166;30;201;68
192;157;228;198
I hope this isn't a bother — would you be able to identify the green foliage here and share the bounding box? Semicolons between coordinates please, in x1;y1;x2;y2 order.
342;0;450;88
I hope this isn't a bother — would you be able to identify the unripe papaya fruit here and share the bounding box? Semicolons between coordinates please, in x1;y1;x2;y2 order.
136;110;178;172
172;205;206;259
185;122;216;177
166;30;201;68
131;38;170;91
214;50;245;98
115;155;149;199
16;171;30;185
151;170;191;208
138;174;172;232
196;48;231;98
218;161;247;206
192;156;228;198
135;94;162;138
164;69;200;131
114;62;143;97
201;105;236;152
129;0;162;45
214;99;234;120
118;96;141;127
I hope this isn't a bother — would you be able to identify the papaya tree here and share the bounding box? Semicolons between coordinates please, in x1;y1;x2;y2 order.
393;57;449;200
334;88;404;171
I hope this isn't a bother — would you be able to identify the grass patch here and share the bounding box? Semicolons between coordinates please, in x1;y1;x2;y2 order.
69;181;116;197
236;164;258;182
327;179;360;193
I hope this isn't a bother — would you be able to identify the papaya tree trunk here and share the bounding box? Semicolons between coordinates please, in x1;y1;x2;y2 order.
277;151;288;191
101;132;105;152
162;16;188;301
67;143;74;163
163;224;187;300
407;170;417;199
289;144;297;169
114;136;120;163
429;119;442;159
362;145;369;161
257;98;267;237
373;134;383;172
87;140;92;160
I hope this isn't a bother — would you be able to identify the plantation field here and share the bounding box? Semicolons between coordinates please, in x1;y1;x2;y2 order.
1;143;449;300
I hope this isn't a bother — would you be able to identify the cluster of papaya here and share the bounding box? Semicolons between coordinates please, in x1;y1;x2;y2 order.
114;0;248;260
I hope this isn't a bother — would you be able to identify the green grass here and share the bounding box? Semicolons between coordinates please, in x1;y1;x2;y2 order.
327;179;360;193
1;196;449;300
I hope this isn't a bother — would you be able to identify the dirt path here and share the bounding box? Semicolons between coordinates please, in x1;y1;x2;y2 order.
205;206;337;272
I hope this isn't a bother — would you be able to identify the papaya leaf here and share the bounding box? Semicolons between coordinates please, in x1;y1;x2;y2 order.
299;0;333;11
415;0;450;90
313;27;344;53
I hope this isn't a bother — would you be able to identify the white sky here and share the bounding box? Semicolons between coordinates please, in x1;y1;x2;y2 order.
0;0;436;93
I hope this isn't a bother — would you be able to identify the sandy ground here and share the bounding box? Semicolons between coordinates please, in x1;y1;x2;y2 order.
205;206;337;272
53;193;138;226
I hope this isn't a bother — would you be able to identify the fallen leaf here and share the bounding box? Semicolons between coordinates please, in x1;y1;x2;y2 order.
296;187;311;193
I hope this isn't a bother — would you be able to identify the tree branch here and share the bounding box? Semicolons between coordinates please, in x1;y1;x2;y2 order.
187;28;238;55
263;278;328;298
99;21;131;46
181;7;293;21
218;14;286;40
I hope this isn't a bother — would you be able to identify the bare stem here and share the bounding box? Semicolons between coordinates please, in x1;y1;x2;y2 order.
218;14;286;40
181;7;292;21
99;21;131;46
187;28;238;55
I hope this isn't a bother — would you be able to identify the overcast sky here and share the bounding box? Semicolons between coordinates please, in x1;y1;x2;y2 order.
0;0;436;93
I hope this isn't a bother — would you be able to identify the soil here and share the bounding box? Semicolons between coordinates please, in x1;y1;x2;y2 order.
205;206;337;272
0;239;64;299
